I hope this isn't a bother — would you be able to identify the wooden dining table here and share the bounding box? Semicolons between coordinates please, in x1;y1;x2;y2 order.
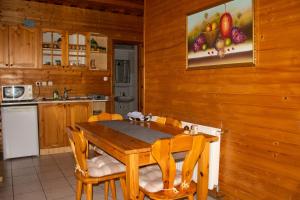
76;120;218;200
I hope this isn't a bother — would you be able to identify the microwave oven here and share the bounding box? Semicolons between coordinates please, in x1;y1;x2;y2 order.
2;85;33;101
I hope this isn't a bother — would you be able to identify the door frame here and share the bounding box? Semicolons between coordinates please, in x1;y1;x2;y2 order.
111;40;144;114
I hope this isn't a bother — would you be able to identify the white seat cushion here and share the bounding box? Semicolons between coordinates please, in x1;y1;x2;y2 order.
87;155;125;177
139;165;182;193
87;154;118;168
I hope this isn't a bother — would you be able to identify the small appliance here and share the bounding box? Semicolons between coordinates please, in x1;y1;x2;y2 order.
2;85;33;101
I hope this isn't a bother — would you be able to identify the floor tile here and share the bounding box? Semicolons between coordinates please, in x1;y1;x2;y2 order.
0;177;12;187
13;180;43;195
14;190;46;200
41;177;71;190
13;174;39;185
61;168;75;177
35;164;60;174
53;194;76;200
38;170;64;181
2;168;12;178
12;157;34;169
44;185;74;200
12;167;36;177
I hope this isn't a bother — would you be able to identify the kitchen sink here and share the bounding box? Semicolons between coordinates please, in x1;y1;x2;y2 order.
41;96;91;101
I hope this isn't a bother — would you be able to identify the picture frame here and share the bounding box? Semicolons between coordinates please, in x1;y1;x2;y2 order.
186;0;255;69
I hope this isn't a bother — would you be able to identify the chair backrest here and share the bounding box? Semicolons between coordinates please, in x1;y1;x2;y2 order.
88;112;123;122
66;126;88;176
155;116;167;124
151;134;205;190
155;116;182;128
165;117;182;128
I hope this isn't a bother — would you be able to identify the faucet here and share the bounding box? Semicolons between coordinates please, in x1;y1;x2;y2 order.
63;88;72;100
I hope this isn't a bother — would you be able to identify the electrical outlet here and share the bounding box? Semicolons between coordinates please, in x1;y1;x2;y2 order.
47;81;53;86
35;81;41;86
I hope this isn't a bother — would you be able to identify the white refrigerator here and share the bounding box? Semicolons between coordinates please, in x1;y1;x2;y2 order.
1;105;39;159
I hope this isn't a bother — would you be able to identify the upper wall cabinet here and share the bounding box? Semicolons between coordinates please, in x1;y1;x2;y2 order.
68;33;88;67
0;25;9;68
0;25;39;68
90;33;107;70
42;30;65;67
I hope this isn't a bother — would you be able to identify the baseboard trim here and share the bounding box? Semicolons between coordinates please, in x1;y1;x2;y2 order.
40;146;72;155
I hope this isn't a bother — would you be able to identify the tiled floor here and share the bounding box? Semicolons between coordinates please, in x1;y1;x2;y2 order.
0;153;124;200
0;153;215;200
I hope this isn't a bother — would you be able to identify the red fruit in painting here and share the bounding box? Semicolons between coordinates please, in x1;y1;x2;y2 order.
220;12;233;38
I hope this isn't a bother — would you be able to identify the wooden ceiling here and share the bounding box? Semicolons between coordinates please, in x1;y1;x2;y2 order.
25;0;144;16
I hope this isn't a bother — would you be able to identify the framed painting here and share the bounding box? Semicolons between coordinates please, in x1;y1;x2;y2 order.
186;0;255;69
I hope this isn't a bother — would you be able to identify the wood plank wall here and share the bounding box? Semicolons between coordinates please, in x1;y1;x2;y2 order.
144;0;300;199
0;0;143;104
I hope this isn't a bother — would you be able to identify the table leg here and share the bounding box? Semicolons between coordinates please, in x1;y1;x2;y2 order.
197;141;210;200
126;154;139;200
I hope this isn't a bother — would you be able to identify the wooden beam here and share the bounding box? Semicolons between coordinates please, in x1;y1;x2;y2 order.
88;0;144;9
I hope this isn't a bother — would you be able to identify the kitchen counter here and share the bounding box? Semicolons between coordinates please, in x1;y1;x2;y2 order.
0;99;109;106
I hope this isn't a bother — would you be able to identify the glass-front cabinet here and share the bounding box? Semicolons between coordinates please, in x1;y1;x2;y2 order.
41;31;107;70
68;33;87;67
42;31;63;67
90;33;107;70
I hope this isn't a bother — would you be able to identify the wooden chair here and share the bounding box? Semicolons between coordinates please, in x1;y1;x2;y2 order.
67;127;127;200
155;116;182;128
88;112;123;122
138;134;206;200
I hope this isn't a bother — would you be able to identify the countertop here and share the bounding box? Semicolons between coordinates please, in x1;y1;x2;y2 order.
0;98;109;106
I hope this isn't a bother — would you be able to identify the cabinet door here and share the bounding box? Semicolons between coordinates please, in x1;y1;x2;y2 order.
42;30;65;67
66;103;92;129
9;25;39;68
68;33;88;67
39;104;67;149
0;25;9;68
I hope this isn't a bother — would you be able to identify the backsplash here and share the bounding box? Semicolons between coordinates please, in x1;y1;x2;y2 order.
0;68;111;100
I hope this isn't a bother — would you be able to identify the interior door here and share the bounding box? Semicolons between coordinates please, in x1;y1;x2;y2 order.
9;25;39;68
0;25;9;68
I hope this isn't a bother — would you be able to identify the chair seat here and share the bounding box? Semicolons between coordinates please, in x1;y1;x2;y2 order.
139;165;182;193
87;155;125;177
87;154;117;168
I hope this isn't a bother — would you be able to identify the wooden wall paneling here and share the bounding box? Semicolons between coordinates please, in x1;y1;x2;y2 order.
0;0;143;42
144;0;300;199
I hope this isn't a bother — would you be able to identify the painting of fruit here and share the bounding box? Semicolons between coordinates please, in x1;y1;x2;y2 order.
187;0;254;69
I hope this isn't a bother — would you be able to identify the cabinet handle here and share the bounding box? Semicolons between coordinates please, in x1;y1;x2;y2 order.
5;64;8;66
10;64;13;66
